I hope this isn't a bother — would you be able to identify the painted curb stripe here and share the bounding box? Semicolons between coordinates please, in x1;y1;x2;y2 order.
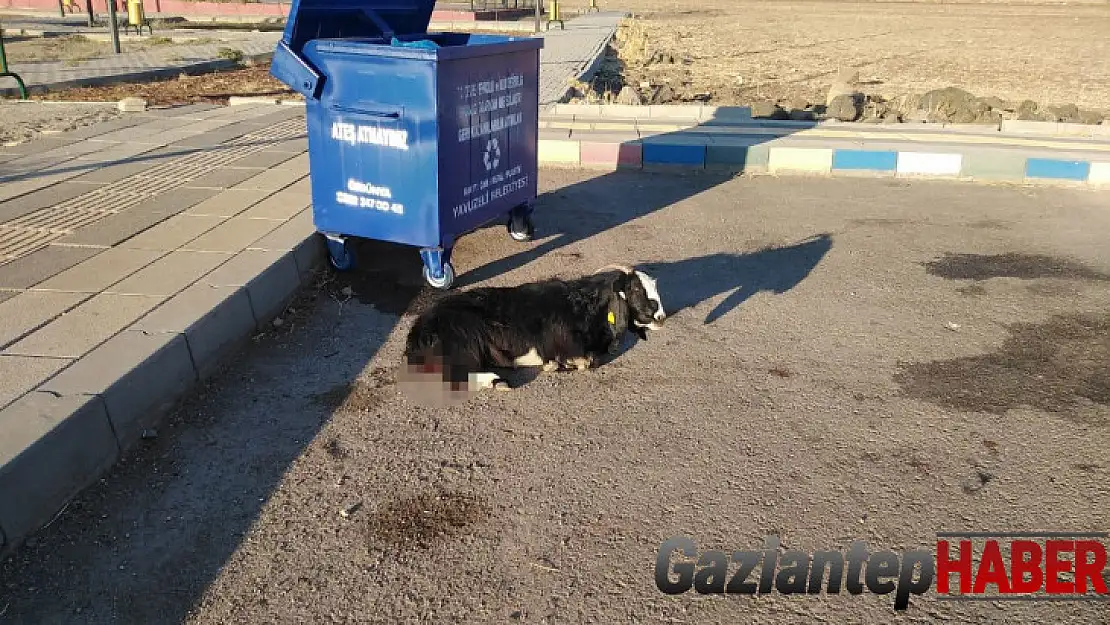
832;149;898;171
768;147;833;173
642;143;706;166
538;139;580;164
1025;158;1091;181
1089;162;1110;185
580;142;642;167
534;139;1110;186
896;152;963;176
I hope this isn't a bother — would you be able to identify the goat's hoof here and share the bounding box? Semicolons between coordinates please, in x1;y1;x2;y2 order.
542;361;560;373
568;357;592;371
492;379;512;391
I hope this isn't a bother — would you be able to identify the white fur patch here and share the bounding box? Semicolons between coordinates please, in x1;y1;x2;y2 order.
513;348;545;367
635;270;665;321
469;372;501;390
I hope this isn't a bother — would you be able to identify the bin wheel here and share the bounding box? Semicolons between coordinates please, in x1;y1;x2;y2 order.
326;238;356;272
423;262;455;290
508;213;535;242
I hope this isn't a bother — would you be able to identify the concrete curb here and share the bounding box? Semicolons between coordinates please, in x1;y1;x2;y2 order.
0;51;274;98
552;12;627;106
536;123;1110;187
0;227;324;559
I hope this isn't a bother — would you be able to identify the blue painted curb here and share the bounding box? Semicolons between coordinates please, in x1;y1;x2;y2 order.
642;143;707;167
832;149;899;171
1025;158;1092;181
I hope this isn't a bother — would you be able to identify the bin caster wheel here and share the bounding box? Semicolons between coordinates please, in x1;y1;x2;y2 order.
326;238;356;272
508;214;535;242
423;262;455;290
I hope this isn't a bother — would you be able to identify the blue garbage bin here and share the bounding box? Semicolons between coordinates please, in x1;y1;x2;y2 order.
270;0;544;289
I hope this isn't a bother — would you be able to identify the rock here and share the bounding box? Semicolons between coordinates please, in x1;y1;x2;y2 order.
827;93;862;122
789;109;816;122
1014;100;1042;121
1078;109;1105;125
974;109;1003;125
117;97;147;113
882;111;903;124
1046;104;1080;123
977;96;1010;112
788;98;810;112
919;87;986;123
615;85;642;105
650;84;677;105
826;68;861;106
750;100;779;118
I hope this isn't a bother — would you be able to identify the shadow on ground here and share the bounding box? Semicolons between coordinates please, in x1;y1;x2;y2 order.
0;109;832;622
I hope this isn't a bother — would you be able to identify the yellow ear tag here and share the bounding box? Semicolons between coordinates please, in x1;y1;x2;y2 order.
607;311;616;325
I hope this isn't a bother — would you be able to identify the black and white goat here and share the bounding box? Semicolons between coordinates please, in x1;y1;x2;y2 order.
402;264;666;391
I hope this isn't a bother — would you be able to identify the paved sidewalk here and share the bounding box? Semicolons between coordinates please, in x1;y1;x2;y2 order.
0;102;321;555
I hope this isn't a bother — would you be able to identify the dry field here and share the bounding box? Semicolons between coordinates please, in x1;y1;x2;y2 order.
576;0;1110;123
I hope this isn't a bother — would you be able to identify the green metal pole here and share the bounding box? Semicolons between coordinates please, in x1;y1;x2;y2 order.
0;19;30;100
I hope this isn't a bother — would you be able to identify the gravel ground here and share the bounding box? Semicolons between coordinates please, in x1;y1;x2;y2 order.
0;100;123;144
0;170;1108;623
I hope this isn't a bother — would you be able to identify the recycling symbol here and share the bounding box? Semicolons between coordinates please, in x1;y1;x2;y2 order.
483;137;502;171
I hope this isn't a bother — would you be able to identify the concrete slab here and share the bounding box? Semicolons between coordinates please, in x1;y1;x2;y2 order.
132;283;256;380
0;182;101;225
237;190;311;221
38;330;197;450
31;247;165;293
183;189;272;218
181;167;269;190
0;355;73;410
0;291;91;348
0;392;116;545
231;169;307;192
227;150;297;169
117;215;227;252
105;250;232;297
0;290;17;305
2;293;166;359
52;209;175;248
0;245;101;290
203;248;301;326
181;217;283;254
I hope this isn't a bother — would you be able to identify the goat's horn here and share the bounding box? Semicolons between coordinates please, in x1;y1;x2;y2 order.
593;264;635;275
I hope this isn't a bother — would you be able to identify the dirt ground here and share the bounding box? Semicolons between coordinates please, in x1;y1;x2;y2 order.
1;168;1107;623
2;34;189;64
576;0;1110;124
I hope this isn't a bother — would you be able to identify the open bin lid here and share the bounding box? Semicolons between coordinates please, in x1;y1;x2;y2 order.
280;0;437;56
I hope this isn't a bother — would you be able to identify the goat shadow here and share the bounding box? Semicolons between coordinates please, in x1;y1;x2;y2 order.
498;233;833;387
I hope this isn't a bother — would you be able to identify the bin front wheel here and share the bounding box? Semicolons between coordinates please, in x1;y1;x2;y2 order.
325;237;356;272
423;262;455;290
508;213;535;242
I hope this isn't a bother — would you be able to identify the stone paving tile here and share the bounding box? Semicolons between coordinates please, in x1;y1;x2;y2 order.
0;289;17;305
31;247;165;293
0;354;72;411
53;187;223;247
0;136;76;155
238;189;311;221
231;169;307;192
273;153;310;175
181;217;283;255
66;156;175;185
182;167;269;190
105;250;232;297
261;138;309;154
0;171;78;204
138;103;224;119
183;189;272;218
0;245;101;290
0;290;91;348
0;182;107;225
2;293;167;360
3;141;117;176
117;214;227;251
225;150;298;169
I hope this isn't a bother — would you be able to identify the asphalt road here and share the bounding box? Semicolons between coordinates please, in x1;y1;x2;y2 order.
1;169;1108;624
